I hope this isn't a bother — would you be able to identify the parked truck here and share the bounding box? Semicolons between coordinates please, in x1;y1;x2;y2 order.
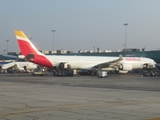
32;67;47;76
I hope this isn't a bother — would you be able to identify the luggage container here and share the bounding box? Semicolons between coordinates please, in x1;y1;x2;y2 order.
98;71;107;78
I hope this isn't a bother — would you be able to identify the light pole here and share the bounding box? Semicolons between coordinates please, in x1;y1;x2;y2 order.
93;46;95;52
6;40;9;54
3;50;6;54
123;44;125;51
51;30;56;51
124;23;128;49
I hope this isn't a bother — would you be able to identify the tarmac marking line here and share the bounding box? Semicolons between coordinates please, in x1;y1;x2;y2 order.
1;100;160;117
145;118;160;120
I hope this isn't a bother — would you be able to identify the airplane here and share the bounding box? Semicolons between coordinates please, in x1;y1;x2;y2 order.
2;60;38;72
2;54;25;60
0;60;14;69
14;30;156;74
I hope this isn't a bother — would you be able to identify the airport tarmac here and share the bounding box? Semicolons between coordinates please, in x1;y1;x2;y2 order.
0;74;160;120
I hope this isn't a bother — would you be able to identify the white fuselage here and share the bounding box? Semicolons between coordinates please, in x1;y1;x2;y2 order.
45;55;156;70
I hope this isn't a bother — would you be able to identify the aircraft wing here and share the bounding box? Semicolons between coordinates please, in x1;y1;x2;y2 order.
92;54;123;69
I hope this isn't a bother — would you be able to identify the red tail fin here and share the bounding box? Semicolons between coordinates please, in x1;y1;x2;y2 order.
14;31;53;68
14;31;42;56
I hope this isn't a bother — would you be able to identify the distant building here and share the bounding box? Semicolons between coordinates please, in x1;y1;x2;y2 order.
78;50;84;53
123;48;140;52
40;50;49;54
103;50;112;53
116;50;122;52
8;52;20;56
50;51;57;54
67;51;74;54
57;50;67;54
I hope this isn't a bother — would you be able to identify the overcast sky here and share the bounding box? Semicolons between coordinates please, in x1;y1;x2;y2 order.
0;0;160;54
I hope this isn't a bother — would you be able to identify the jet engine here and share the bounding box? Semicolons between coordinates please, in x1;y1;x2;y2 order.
118;70;128;74
143;63;155;69
119;63;133;71
143;63;150;69
115;68;128;74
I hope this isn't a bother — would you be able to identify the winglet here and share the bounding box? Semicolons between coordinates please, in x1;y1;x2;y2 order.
119;54;123;60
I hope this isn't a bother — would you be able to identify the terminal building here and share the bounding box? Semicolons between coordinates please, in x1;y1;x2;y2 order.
1;48;160;63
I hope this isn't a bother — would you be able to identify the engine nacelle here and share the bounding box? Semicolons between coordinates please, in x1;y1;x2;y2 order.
143;63;155;69
118;70;128;74
143;63;150;69
119;63;133;71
